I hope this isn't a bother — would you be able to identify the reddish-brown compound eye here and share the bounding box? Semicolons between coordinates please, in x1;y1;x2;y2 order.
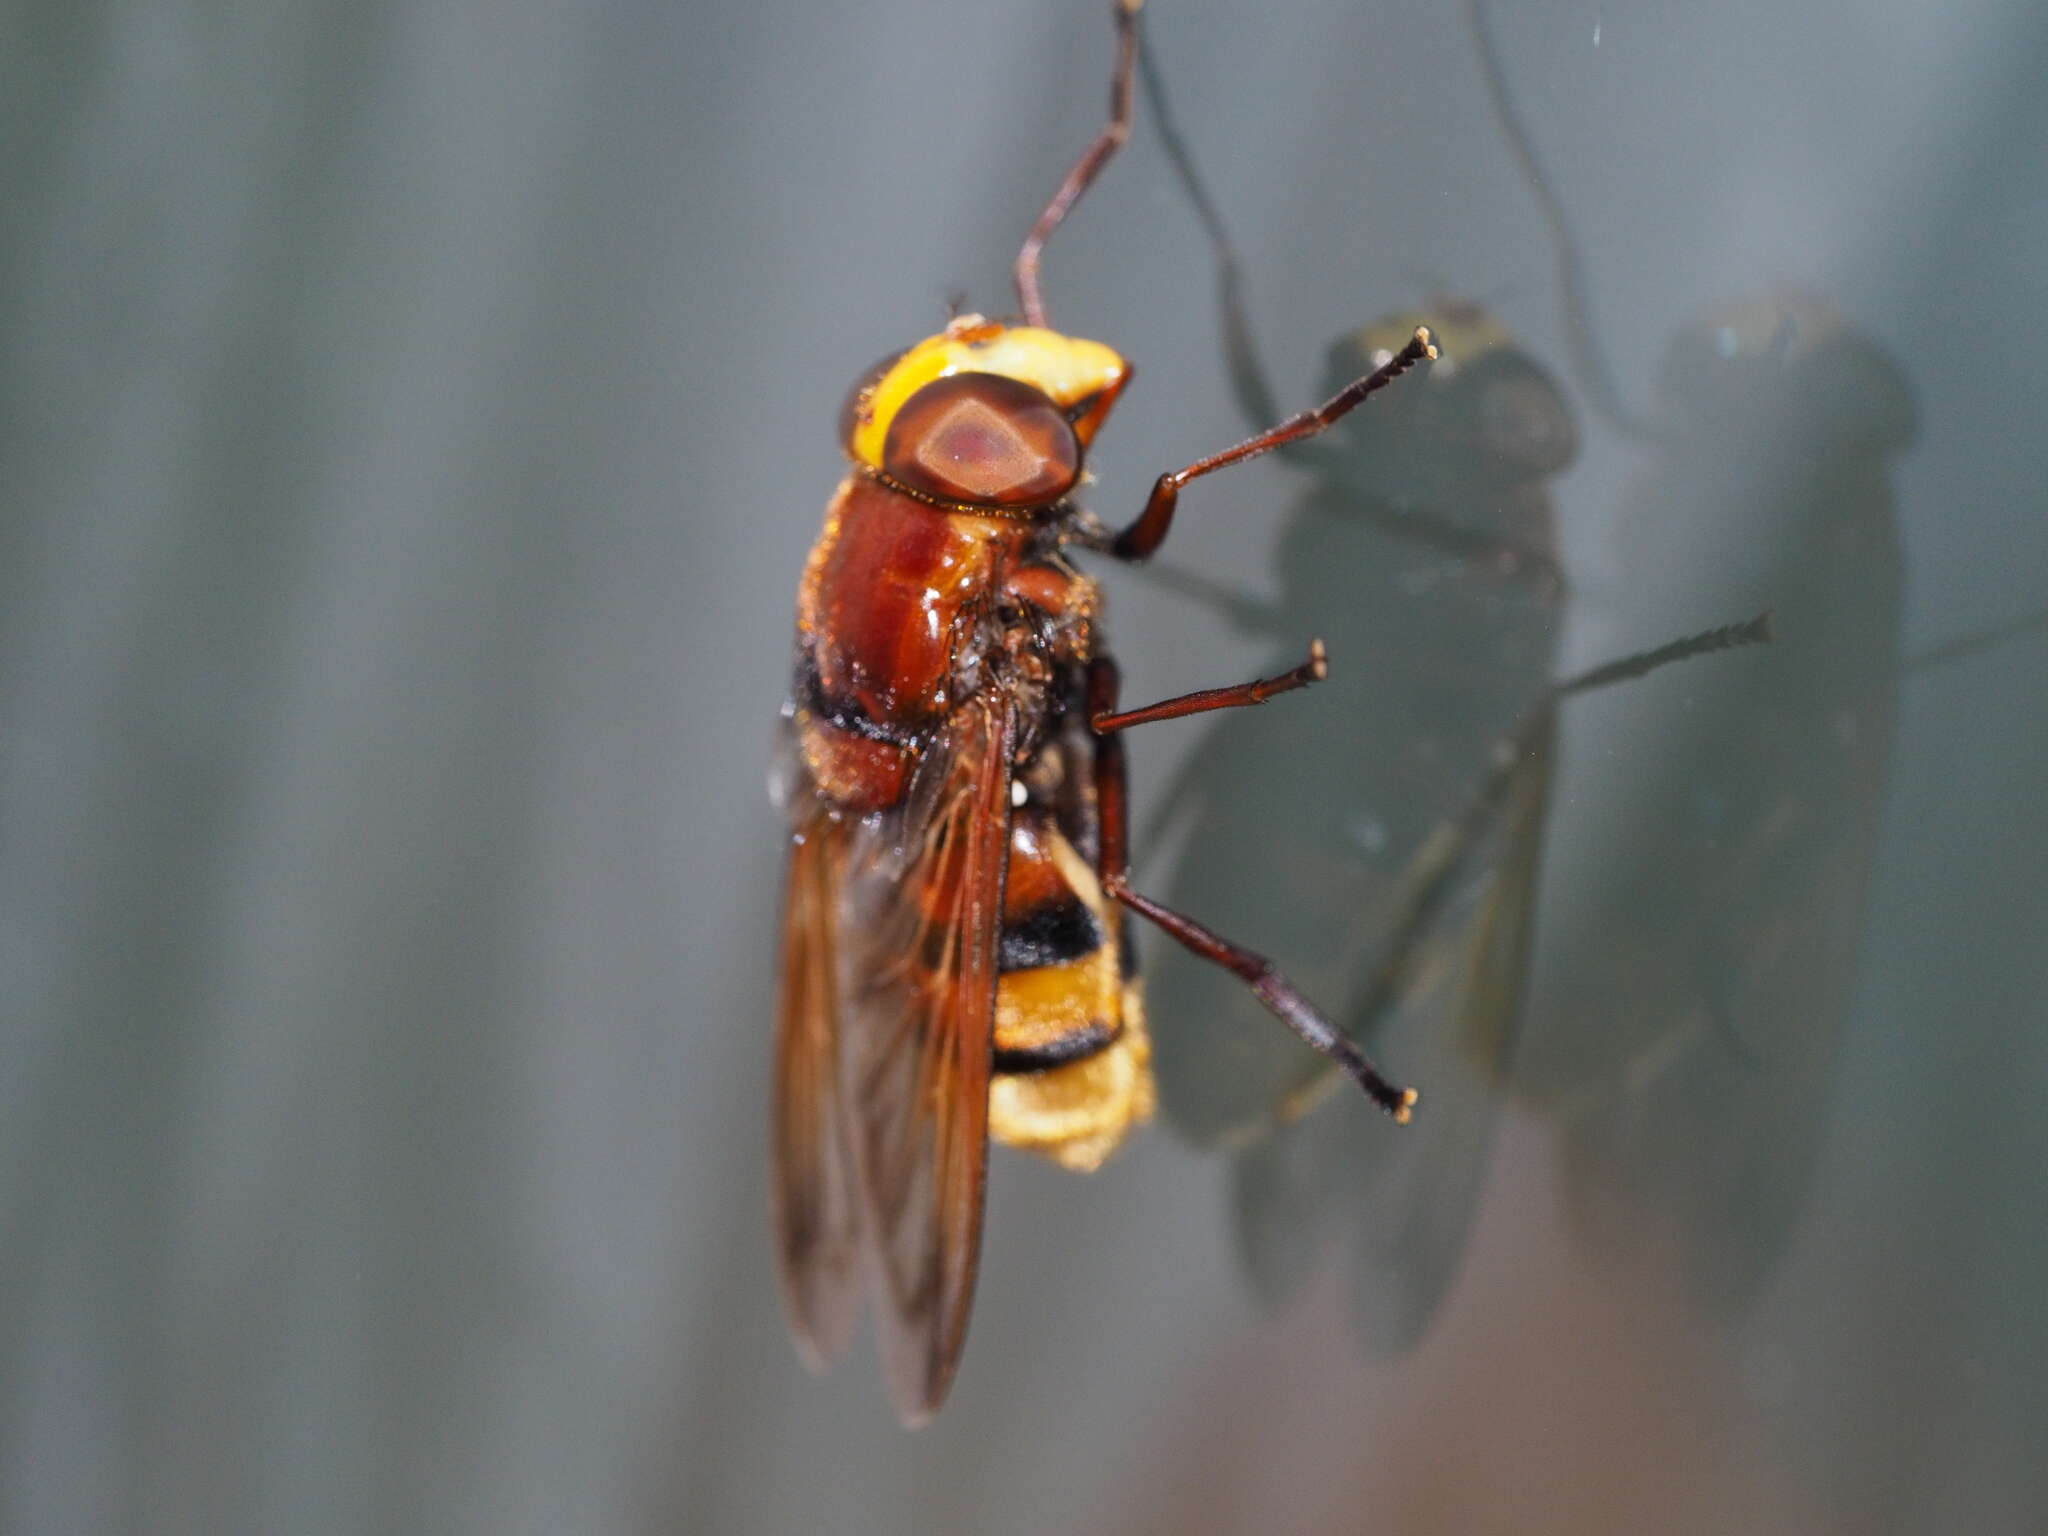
880;372;1082;509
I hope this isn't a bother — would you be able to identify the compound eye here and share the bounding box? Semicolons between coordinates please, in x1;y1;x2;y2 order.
881;372;1082;508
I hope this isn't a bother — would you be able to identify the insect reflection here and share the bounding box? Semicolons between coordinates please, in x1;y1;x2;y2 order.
1470;0;1915;1310
1142;305;1574;1346
1138;15;1810;1343
1526;292;1913;1310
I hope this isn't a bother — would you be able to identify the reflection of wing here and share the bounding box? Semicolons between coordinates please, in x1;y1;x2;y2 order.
772;809;863;1371
1450;713;1556;1070
1552;672;1892;1310
1163;684;1557;1347
1225;713;1555;1348
1147;701;1355;1147
1347;710;1554;1349
838;697;1012;1425
1146;461;1562;1342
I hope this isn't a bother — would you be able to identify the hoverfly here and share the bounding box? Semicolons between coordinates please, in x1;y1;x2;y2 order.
770;0;1436;1425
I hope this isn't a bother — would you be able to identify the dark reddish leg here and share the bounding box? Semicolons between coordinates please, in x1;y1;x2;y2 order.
1091;640;1327;734
1112;327;1438;561
1085;656;1418;1122
1015;0;1144;328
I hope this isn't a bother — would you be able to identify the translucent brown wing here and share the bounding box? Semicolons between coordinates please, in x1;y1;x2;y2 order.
837;695;1012;1425
771;807;864;1371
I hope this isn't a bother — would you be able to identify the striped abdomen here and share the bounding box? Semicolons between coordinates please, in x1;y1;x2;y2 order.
988;802;1153;1172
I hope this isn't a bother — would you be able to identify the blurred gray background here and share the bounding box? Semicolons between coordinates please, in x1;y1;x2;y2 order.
5;1;2046;1532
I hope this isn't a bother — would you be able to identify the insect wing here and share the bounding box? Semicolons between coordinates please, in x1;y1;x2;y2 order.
772;808;865;1372
836;696;1013;1425
1544;640;1895;1310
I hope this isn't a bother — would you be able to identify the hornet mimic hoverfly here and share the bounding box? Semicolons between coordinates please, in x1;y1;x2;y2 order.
771;0;1434;1425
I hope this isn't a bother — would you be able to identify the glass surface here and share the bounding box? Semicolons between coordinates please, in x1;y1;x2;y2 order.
5;2;2045;1532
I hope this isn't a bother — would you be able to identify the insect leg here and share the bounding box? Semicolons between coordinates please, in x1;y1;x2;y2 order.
1085;656;1418;1122
1110;329;1439;561
1014;0;1145;329
1090;640;1326;733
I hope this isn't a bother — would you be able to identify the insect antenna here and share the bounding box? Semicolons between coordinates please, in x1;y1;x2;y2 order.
1014;0;1145;328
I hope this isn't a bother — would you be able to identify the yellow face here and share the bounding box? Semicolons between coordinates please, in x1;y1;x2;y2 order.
844;315;1129;471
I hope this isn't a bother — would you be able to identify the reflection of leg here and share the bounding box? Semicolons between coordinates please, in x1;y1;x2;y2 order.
1147;38;1583;586
1555;611;1774;698
1144;28;1543;570
1136;27;1285;432
1907;604;2048;673
1085;655;1418;1122
1468;0;1651;439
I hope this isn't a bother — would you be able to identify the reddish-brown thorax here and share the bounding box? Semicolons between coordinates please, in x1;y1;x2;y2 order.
801;477;1028;726
794;468;1101;815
